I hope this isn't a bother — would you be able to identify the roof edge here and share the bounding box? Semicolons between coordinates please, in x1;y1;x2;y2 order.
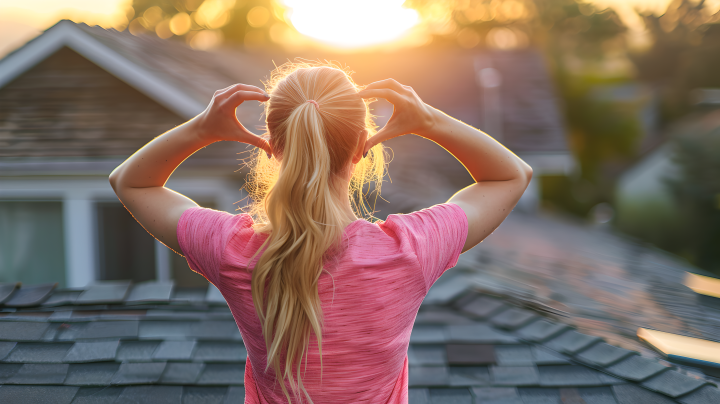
0;20;204;119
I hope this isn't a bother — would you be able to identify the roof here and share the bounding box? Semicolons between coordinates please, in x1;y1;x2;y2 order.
0;278;716;403
0;21;568;160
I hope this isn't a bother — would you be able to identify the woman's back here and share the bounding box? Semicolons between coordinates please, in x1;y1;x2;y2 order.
110;61;532;403
178;203;468;403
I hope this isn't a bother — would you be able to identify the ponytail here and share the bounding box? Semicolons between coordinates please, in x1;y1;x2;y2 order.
245;63;385;403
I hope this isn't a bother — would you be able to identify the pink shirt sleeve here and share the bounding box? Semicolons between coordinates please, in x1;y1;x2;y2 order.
382;203;469;292
177;207;253;286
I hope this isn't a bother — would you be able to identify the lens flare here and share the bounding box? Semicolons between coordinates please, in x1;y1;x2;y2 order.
281;0;419;48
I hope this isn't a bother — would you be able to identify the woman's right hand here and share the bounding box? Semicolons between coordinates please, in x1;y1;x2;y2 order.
358;79;438;155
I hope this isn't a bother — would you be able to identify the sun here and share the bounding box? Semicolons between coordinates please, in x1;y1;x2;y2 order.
281;0;419;48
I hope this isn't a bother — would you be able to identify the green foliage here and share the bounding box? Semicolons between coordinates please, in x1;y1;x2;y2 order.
665;125;720;272
631;0;720;123
127;0;285;49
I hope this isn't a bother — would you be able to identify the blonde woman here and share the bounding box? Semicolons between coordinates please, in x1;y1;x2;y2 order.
110;63;532;403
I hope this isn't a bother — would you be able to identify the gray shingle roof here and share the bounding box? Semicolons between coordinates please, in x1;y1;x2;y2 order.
0;280;715;403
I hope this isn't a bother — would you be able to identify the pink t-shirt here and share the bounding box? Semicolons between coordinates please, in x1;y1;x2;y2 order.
177;203;468;404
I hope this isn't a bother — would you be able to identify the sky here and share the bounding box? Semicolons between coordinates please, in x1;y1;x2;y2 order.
0;0;718;57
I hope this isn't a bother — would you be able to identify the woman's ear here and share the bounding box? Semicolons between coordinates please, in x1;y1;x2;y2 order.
351;129;367;164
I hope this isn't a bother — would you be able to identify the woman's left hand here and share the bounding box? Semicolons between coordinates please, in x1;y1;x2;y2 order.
194;83;272;156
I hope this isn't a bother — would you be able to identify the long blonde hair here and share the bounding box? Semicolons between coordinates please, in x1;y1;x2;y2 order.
244;61;385;403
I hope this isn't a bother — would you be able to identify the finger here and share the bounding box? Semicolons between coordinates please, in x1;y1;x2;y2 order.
363;123;404;154
247;135;272;157
218;83;268;99
363;79;405;92
227;90;271;107
357;88;403;105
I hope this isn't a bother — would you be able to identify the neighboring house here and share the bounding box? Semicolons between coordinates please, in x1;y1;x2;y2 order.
0;21;571;289
615;95;720;240
0;21;267;288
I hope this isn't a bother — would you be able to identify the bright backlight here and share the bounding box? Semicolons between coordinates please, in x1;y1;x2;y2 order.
282;0;419;48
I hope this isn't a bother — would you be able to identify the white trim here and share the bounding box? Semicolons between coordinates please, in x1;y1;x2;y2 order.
0;21;204;119
63;197;97;287
155;240;172;282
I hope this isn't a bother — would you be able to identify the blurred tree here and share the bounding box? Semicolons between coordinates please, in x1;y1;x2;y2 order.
406;0;638;217
666;124;720;272
631;0;720;123
122;0;292;49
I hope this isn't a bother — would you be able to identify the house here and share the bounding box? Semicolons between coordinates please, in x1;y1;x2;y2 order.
0;21;572;289
615;96;720;243
0;21;269;289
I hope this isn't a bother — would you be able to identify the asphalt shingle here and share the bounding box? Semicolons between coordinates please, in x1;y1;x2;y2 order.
410;345;446;366
415;308;476;325
182;386;228;404
222;387;246;404
124;282;174;304
160;362;205;384
0;321;50;341
494;345;534;366
428;388;473;403
545;330;602;355
409;388;430;404
64;340;120;363
64;363;120;386
456;296;507;320
575;387;618;404
3;342;72;363
152;340;196;361
411;325;446;344
3;283;56;307
489;308;537;331
604;355;669;382
76;321;138;340
69;386;124;404
490;366;539;386
0;283;19;304
114;385;183;404
446;324;518;344
116;341;160;362
679;385;720;404
42;290;82;307
538;365;622;387
0;341;16;360
575;342;636;367
612;383;677;404
532;347;571;365
75;281;132;305
0;363;21;382
446;344;495;365
517;387;561;404
0;385;79;404
516;320;570;343
192;342;246;362
470;387;522;404
641;369;707;398
110;362;167;385
410;366;450;387
6;363;68;384
197;363;244;386
448;366;490;386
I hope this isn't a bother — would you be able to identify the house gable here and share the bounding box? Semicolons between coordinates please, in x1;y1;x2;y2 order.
0;47;183;158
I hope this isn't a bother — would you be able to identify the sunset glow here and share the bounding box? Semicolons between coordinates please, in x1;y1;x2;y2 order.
281;0;419;48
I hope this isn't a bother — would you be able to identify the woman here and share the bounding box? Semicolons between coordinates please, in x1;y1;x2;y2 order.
110;62;532;403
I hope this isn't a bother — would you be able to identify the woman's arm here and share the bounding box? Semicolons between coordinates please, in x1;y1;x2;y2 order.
359;79;532;253
109;84;271;254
